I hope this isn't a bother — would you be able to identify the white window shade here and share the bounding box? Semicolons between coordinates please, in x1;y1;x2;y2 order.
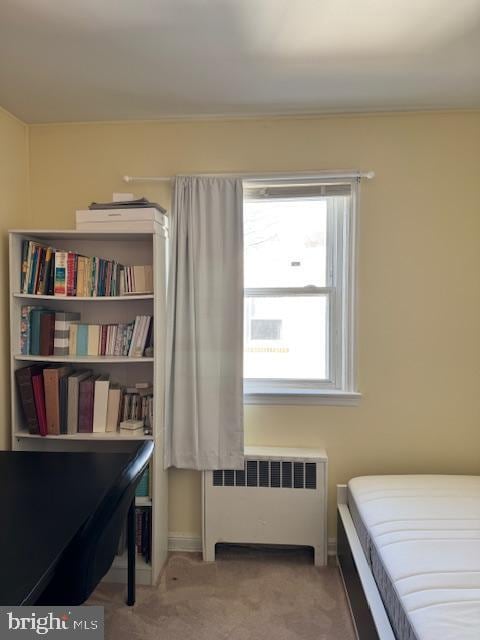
243;181;352;200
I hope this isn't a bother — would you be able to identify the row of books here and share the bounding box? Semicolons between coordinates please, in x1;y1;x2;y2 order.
15;364;153;436
122;389;154;429
21;306;153;358
69;316;152;358
21;307;79;356
135;507;152;561
20;240;153;297
122;265;153;295
117;507;152;563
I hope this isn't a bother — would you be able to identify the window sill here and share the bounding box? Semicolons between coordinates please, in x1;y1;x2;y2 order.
243;390;362;406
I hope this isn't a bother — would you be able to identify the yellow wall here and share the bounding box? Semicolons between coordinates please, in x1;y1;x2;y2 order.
28;112;480;540
0;107;29;449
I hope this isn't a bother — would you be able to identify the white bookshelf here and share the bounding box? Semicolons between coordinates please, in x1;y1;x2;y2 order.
14;293;155;301
9;227;169;587
14;355;154;363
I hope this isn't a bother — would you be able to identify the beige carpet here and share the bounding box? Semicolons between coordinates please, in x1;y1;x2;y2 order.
89;546;356;640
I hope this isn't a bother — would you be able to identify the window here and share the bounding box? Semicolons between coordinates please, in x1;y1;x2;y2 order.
243;178;358;402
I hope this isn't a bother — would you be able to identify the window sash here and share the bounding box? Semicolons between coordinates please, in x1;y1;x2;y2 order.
244;289;335;387
243;180;357;397
245;287;333;297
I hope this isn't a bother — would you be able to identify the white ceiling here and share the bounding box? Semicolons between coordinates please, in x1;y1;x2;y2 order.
1;0;480;123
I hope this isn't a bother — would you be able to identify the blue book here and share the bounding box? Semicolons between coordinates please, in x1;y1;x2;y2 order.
28;245;39;294
30;308;47;355
76;324;88;356
135;466;150;497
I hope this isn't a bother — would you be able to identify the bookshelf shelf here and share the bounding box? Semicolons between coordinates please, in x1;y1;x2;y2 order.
105;551;152;585
111;551;150;572
9;228;162;241
14;354;154;363
14;293;154;301
9;227;168;589
13;431;154;441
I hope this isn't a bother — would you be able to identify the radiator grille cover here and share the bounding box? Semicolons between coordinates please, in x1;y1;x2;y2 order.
212;460;316;489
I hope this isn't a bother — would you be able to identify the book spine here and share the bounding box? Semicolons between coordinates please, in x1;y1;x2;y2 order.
20;239;29;292
67;252;76;296
136;510;143;553
32;373;47;436
77;324;88;356
15;366;40;434
46;250;56;296
28;244;39;294
54;251;68;296
35;247;46;295
78;379;94;433
30;309;44;356
24;242;34;294
69;323;78;355
43;369;59;435
39;311;55;356
73;253;79;295
100;325;107;356
41;247;53;295
20;306;34;355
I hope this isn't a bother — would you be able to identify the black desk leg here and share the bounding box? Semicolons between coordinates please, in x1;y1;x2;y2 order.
127;499;136;606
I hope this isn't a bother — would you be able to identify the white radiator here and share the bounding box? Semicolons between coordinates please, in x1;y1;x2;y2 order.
202;446;328;566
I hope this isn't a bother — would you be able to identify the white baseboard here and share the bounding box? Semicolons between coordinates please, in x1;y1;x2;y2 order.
168;532;202;553
168;533;337;557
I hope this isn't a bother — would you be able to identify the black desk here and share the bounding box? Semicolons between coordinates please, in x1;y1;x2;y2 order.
0;450;134;606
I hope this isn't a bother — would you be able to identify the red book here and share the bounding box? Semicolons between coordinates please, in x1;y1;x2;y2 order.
100;325;107;356
15;365;42;434
67;252;76;296
78;376;95;433
39;311;55;356
73;254;79;295
32;372;47;436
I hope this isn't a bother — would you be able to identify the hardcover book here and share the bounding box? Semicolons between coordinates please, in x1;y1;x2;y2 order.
15;365;43;434
78;375;96;433
92;376;110;432
39;311;55;356
43;365;71;435
29;308;48;355
54;251;68;296
54;311;81;356
20;305;35;355
31;371;48;436
105;384;122;432
67;370;92;434
76;324;88;356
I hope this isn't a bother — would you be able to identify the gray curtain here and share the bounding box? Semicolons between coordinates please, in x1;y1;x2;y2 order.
164;176;244;470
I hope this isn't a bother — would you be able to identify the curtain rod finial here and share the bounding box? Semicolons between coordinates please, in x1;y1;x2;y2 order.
123;175;131;183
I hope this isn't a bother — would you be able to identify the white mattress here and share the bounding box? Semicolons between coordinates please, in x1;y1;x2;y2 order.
348;475;480;640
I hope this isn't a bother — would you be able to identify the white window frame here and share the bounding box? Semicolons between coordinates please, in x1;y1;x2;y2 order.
243;178;360;406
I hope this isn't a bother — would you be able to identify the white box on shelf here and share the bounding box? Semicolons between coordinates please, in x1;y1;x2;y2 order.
75;207;168;232
120;419;144;435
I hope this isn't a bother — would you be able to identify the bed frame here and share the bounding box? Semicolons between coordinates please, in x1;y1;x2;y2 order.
336;485;396;640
